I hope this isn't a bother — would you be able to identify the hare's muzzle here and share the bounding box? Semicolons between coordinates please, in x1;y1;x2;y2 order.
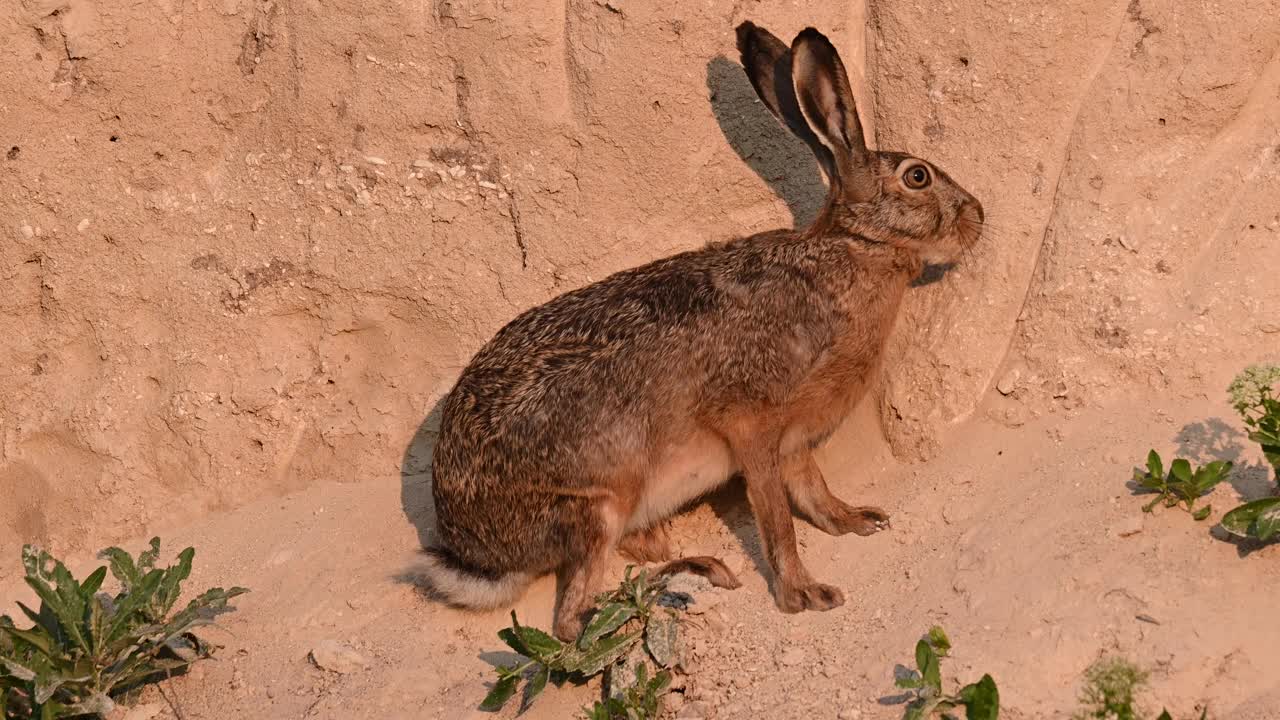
957;198;985;249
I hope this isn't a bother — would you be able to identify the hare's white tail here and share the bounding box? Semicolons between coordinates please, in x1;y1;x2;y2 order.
413;547;533;609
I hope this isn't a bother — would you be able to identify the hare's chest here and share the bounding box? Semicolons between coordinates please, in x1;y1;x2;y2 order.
781;333;890;453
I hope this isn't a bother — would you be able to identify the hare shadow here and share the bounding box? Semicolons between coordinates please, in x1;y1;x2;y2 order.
400;397;447;554
707;55;826;229
704;478;770;580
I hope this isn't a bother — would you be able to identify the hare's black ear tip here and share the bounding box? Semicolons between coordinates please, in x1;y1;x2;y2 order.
793;26;831;47
735;20;759;51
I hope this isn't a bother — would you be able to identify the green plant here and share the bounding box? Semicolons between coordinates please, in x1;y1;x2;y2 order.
0;538;247;719
1073;657;1205;720
480;567;683;718
894;626;999;720
1221;364;1280;542
1132;450;1231;521
583;663;670;720
1075;657;1147;720
1228;364;1280;478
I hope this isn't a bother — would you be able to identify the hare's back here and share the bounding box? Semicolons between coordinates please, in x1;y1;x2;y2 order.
436;232;841;472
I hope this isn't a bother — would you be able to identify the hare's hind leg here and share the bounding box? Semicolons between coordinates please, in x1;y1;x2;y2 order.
655;556;742;589
620;523;742;589
552;498;625;641
783;451;889;536
618;522;674;563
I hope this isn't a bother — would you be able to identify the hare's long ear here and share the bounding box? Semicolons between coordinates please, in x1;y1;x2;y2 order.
790;27;876;202
735;21;837;181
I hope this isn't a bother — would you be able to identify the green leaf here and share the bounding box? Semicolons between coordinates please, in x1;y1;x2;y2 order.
903;701;927;720
1156;712;1172;720
0;626;55;659
1221;497;1280;541
40;699;73;720
497;628;532;658
581;603;637;649
510;612;562;659
959;674;1000;720
479;674;519;711
928;626;952;656
0;655;39;682
564;630;641;676
915;639;941;693
1192;505;1212;521
156;548;195;618
650;668;672;695
644;613;680;669
896;672;924;689
101;545;141;590
1146;450;1163;483
138;537;162;574
103;569;165;647
522;665;550;711
1198;460;1232;490
1170;459;1192;483
80;566;108;600
34;675;62;705
24;573;90;654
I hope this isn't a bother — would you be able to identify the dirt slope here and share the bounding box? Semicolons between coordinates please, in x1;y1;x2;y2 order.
4;0;1280;718
6;380;1279;719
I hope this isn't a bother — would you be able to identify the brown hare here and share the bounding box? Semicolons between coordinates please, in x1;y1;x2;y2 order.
420;21;984;641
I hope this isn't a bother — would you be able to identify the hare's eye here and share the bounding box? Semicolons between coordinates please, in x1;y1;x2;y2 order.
903;164;931;190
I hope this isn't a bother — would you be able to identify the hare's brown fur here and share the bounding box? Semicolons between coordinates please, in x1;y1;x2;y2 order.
422;22;984;640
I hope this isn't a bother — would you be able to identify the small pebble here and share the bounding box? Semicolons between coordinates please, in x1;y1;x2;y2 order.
309;640;369;674
779;647;807;666
996;368;1019;395
1111;516;1144;538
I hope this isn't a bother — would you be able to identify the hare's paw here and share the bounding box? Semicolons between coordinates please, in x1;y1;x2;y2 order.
834;505;890;536
777;581;845;613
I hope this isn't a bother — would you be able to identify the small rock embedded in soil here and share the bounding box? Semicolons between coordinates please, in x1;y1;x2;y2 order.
996;368;1020;395
1110;516;1143;538
309;639;370;673
778;647;807;666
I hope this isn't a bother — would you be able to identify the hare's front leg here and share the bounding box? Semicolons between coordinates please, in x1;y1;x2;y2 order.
731;433;844;613
783;450;889;536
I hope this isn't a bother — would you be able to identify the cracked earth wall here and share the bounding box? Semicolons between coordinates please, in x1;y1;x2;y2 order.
3;0;1278;558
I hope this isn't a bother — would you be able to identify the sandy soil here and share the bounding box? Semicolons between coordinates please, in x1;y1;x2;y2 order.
6;379;1280;720
4;0;1280;718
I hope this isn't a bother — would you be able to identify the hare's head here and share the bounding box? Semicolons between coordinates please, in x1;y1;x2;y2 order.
736;22;984;266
